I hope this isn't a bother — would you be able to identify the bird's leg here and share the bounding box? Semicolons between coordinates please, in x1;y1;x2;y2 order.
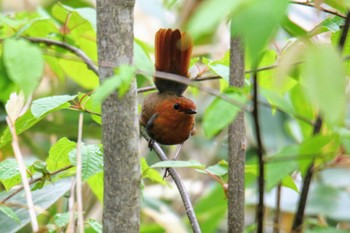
163;143;184;179
172;143;183;160
148;140;155;151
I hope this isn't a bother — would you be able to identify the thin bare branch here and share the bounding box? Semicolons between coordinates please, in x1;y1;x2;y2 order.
6;117;39;232
25;37;98;75
140;127;201;233
76;113;84;233
290;1;346;19
1;165;74;204
252;70;265;233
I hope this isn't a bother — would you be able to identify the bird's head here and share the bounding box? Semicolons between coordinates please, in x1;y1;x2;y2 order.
159;96;196;115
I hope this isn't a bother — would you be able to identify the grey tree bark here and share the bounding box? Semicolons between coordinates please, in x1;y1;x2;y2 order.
96;0;140;232
227;37;245;233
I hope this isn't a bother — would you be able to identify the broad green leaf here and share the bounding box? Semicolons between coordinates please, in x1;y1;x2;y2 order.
302;44;346;125
87;172;103;202
204;164;228;176
0;159;19;181
141;158;166;185
306;227;349;233
281;17;307;37
69;144;103;180
203;88;246;138
0;178;71;233
289;84;314;138
46;137;76;172
231;0;288;64
31;95;77;118
151;160;205;169
0;205;19;223
194;184;227;233
19;18;59;37
265;162;298;192
54;212;74;228
281;175;298;192
134;40;154;74
0;159;26;191
92;65;135;103
75;8;96;31
59;58;99;89
87;219;102;233
207;51;230;82
0;56;15;102
52;3;96;32
2;38;43;96
187;0;243;40
0;95;73;148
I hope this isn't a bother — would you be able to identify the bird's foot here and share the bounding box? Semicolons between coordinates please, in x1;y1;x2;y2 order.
148;140;155;151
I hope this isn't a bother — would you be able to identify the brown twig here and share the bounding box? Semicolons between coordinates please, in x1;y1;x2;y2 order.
290;1;346;19
1;165;74;204
25;37;98;75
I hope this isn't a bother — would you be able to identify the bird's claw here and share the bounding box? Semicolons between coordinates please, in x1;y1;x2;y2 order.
148;140;155;151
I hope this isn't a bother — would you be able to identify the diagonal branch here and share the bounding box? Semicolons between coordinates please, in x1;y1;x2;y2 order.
140;127;201;233
25;37;98;75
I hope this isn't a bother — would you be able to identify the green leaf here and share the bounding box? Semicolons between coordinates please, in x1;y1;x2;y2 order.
31;95;77;118
231;0;288;64
0;159;19;181
88;172;103;202
0;178;71;233
0;159;21;191
58;58;99;89
92;65;135;103
203;88;246;138
281;16;307;37
194;184;227;233
54;212;74;228
141;158;166;185
87;219;102;233
69;144;103;180
205;164;228;176
52;3;96;32
0;205;20;223
2;38;43;96
187;0;243;40
46;137;76;172
302;44;346;125
151;160;205;169
207;51;230;82
0;96;73;148
134;40;154;74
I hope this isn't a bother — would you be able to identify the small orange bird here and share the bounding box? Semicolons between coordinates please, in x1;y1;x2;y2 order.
140;28;196;146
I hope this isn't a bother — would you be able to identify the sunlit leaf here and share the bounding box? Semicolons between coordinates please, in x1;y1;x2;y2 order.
69;144;103;180
46;137;76;172
0;205;19;223
203;87;246;138
31;95;77;118
302;44;346;125
231;0;288;64
2;38;43;96
151;160;204;169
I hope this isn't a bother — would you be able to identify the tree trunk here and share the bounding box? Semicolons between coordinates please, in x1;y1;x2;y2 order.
96;0;140;232
227;37;245;233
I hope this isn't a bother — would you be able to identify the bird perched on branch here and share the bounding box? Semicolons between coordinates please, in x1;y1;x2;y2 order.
140;28;196;146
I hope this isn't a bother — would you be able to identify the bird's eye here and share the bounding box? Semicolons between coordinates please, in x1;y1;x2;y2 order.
173;103;180;110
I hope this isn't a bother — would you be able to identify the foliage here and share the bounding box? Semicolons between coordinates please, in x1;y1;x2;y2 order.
0;0;349;232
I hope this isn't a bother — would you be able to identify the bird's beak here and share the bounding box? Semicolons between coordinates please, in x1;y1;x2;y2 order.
183;109;197;114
